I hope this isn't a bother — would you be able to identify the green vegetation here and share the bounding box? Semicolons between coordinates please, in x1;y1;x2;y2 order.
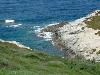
85;16;100;30
85;15;100;36
0;42;100;75
96;50;100;54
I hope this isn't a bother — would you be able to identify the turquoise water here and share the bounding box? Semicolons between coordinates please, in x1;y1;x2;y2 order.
0;0;100;56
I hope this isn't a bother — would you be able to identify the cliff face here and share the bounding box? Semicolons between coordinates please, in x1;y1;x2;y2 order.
38;10;100;61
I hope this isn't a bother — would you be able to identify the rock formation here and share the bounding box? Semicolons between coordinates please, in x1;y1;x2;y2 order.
37;10;100;61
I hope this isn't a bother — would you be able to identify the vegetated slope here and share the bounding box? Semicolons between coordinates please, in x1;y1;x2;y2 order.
0;41;100;75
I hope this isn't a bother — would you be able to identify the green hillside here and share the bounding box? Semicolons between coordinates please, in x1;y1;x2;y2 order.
0;42;100;75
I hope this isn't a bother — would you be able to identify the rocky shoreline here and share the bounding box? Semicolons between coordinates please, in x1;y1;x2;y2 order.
37;10;100;62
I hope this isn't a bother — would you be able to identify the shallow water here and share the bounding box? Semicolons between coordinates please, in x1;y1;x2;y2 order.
0;0;100;56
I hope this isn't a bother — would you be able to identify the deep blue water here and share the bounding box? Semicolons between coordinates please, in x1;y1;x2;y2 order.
0;0;100;56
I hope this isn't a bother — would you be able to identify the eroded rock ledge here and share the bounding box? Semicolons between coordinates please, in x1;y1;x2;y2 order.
38;10;100;62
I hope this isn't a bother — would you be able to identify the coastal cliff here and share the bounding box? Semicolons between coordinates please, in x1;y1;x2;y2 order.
38;10;100;61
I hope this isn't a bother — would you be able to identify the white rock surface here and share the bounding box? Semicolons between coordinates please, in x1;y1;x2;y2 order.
37;10;100;61
59;10;100;61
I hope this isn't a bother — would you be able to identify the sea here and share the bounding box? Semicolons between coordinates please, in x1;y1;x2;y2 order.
0;0;100;56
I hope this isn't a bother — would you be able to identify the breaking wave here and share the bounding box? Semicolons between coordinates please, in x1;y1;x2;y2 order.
35;22;59;41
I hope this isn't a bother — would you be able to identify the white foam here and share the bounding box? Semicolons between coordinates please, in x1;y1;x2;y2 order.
46;23;59;27
7;24;22;28
35;23;59;41
36;32;52;41
5;19;22;28
42;32;52;41
69;17;86;25
35;27;43;33
69;10;100;26
0;39;32;50
35;22;59;32
33;26;40;29
5;20;15;23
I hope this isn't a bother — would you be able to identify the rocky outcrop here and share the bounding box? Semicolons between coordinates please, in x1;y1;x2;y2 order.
37;10;100;62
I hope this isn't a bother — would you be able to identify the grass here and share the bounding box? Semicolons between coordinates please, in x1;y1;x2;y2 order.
85;16;100;30
0;41;100;75
85;15;100;36
96;50;100;54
